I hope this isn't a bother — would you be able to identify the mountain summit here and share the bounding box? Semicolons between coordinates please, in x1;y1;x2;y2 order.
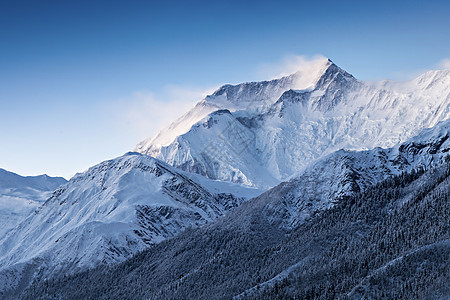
135;57;334;156
135;59;450;188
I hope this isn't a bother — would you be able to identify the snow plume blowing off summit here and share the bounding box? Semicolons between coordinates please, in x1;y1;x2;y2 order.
257;54;332;81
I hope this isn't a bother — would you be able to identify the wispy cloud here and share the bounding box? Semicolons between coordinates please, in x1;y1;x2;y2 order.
372;58;450;82
436;58;450;70
255;54;328;79
107;85;217;142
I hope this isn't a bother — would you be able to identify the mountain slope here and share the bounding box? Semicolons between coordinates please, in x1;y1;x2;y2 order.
0;153;261;296
135;57;331;158
0;169;66;237
261;118;449;230
136;61;449;188
21;127;450;300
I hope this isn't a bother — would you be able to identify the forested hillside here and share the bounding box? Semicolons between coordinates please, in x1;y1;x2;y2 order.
20;158;449;299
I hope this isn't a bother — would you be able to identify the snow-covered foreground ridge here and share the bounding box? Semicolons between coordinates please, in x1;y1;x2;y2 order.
136;58;450;188
0;153;261;293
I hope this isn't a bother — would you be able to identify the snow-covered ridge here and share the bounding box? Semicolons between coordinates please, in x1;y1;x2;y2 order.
0;153;261;293
136;59;449;188
260;119;450;230
135;58;332;158
208;57;332;110
0;168;66;192
0;169;66;238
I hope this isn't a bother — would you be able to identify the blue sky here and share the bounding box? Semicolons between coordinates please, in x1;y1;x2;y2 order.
1;0;449;178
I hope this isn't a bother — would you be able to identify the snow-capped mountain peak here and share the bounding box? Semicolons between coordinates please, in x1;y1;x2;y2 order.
208;57;333;109
135;58;336;158
136;61;449;188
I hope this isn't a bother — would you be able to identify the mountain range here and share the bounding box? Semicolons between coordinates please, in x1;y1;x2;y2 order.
136;58;449;188
0;58;449;298
17;122;450;299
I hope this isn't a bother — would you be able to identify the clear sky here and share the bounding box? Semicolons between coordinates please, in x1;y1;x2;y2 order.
1;0;449;179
